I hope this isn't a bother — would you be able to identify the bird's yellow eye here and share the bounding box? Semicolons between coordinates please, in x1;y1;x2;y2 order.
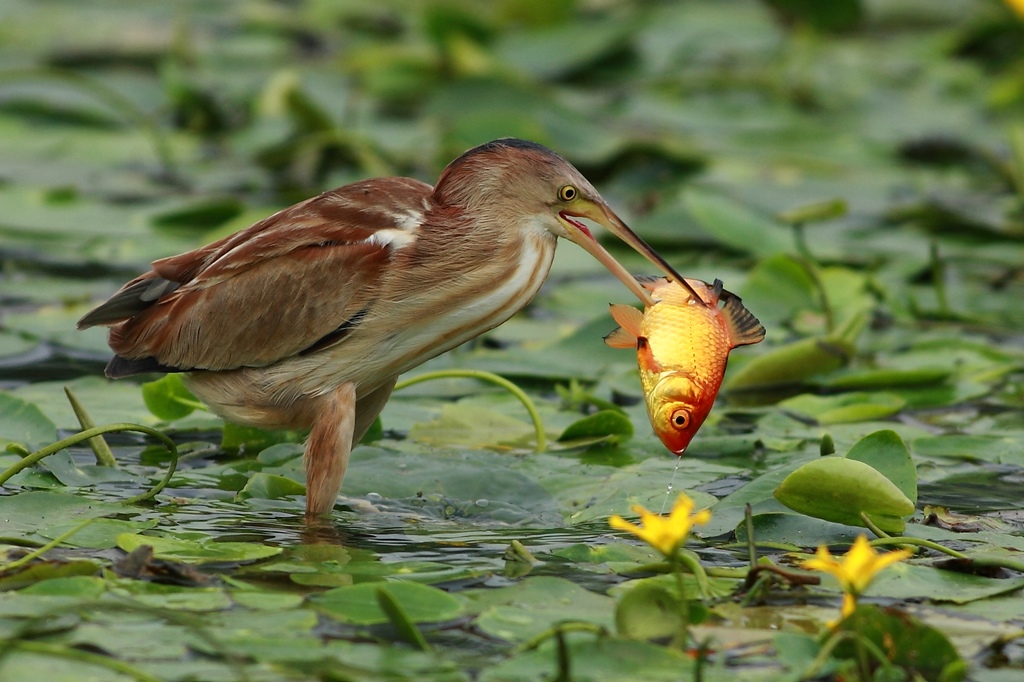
558;185;578;202
670;408;691;430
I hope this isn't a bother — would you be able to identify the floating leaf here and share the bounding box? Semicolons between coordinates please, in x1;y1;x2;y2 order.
408;403;535;448
779;392;906;424
0;492;121;537
461;576;614;643
116;534;282;564
682;187;795;257
724;335;856;399
480;636;694;682
0;393;57;447
833;605;965;682
237;472;305;500
774;457;915;532
312;581;463;625
558;409;634;443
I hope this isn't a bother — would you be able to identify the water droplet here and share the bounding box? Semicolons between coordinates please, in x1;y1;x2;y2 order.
475;499;489;507
366;492;382;501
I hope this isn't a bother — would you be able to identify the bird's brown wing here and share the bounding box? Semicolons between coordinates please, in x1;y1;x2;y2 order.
80;177;432;374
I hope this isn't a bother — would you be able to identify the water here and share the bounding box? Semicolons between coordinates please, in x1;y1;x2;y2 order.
660;457;683;515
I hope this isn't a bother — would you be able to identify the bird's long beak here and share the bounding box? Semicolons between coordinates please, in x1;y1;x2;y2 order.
559;201;705;307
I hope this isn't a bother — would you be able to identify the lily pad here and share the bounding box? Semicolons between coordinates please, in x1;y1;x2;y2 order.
311;581;464;625
116;534;283;564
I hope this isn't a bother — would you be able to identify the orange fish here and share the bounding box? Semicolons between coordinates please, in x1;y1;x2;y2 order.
604;276;765;455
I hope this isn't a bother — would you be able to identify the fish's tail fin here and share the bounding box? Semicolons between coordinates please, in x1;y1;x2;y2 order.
721;294;766;347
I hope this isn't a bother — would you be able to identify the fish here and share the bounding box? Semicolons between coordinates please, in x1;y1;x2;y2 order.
604;276;765;455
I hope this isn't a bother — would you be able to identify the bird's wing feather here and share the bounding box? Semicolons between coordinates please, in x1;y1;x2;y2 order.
85;178;433;372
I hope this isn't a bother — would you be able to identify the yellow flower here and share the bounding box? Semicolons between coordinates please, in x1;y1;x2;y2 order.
608;494;711;557
802;535;911;619
1005;0;1024;19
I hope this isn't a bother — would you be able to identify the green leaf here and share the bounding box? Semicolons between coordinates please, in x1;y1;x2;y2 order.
408;403;535;448
774;457;915;532
0;492;121;537
845;429;917;506
724;335;856;399
738;254;820;325
682;187;795;257
764;0;864;33
735;511;863;548
38;518;159;549
148;196;244;231
19;575;106;597
0;560;101;591
779;392;906;424
0;392;57;447
833;605;965;682
460;576;614;643
237;472;305;500
376;586;432;651
116;533;282;564
557;409;634;443
221;423;302;452
615;582;688;640
311;581;463;625
141;375;198;421
818;367;952;390
480;637;694;682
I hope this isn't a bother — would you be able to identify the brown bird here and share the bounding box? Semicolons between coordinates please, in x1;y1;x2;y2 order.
79;138;687;519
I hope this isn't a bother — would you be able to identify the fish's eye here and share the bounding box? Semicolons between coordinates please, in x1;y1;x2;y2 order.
558;185;578;202
670;408;690;430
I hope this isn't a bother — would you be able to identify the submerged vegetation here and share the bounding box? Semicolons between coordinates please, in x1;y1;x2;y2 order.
2;0;1024;680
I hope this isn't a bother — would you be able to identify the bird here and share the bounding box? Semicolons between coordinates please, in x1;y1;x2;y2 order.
78;138;690;520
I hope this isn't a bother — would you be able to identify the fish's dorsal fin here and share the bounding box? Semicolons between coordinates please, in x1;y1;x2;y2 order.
709;279;724;303
634;274;666;288
721;294;766;348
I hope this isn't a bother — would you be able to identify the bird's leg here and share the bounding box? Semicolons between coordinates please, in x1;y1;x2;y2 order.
304;382;357;518
352;378;397;446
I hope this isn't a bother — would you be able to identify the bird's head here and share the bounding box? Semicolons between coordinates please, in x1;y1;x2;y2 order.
434;138;689;306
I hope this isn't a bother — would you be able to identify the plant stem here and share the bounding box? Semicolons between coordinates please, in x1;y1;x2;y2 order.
0;424;178;504
671;554;691;649
0;519;95;572
395;369;547;452
744;503;757;570
867;536;967;560
677;549;712;599
64;386;117;467
516;622;607;652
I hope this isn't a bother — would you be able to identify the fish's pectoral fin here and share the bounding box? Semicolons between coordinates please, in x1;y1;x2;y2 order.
637;336;664;373
609;303;644;337
721;294;766;347
603;327;636;349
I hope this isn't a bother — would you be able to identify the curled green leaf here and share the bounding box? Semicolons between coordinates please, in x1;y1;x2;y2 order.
774;457;915;533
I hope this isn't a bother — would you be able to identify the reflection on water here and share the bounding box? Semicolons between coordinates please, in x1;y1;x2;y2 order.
919;466;1024;513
